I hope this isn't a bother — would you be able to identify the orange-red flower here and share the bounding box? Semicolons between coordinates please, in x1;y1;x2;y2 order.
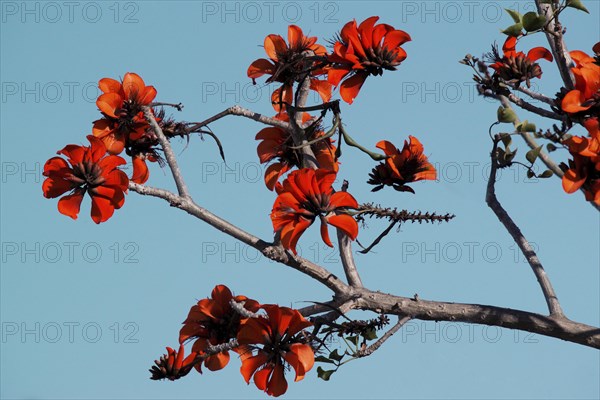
270;168;358;254
368;136;437;193
562;118;600;205
257;113;338;190
561;47;600;115
93;73;158;184
42;135;129;224
489;36;553;87
150;344;198;381
238;305;314;397
247;25;331;111
179;285;260;373
327;16;411;104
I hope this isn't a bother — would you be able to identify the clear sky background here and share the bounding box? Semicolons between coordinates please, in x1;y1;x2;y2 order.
1;0;599;399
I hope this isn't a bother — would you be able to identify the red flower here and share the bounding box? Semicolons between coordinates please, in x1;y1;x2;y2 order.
561;48;600;115
42;135;129;224
247;25;331;111
562;118;600;205
92;73;158;184
238;305;314;397
257;113;338;190
270;168;358;254
179;285;260;373
489;36;553;87
368;136;437;193
150;344;198;381
327;16;411;104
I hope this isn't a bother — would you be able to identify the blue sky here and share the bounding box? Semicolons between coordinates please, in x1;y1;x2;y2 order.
1;1;599;399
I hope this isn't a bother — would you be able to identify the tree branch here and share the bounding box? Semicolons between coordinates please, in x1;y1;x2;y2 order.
186;105;290;132
354;289;600;349
535;1;575;90
356;315;411;357
497;95;600;211
487;137;563;316
143;107;191;199
129;182;348;295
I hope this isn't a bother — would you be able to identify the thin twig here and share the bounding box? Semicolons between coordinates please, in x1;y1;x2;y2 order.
186;105;290;132
142;106;191;199
356;315;411;357
497;95;600;212
512;85;556;106
487;136;563;316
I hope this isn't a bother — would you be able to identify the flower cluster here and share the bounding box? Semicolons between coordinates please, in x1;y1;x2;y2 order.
153;285;314;397
42;135;129;223
368;136;437;193
271;168;359;254
327;16;411;104
248;25;331;112
562;118;600;205
256;112;338;190
489;36;553;87
42;72;163;223
560;44;600;117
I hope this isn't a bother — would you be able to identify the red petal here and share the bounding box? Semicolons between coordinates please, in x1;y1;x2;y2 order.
527;47;553;62
98;78;122;94
375;140;398;157
248;59;275;79
90;195;116;224
310;79;332;103
204;351;230;371
131;156;149;184
96;93;122;118
339;73;368;104
267;363;288;397
329;192;359;209
240;352;269;384
383;29;411;50
57;189;85;220
327;214;358;240
287;25;304;48
122;72;146;100
264;35;287;61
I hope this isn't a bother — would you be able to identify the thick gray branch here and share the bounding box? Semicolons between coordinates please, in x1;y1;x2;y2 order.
353;289;600;349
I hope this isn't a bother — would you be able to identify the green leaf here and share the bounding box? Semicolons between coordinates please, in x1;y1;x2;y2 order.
539;170;554;178
546;143;557;152
517;120;537;132
362;328;378;341
505;8;522;23
499;132;512;147
522;12;546;31
526;145;543;164
502;23;523;37
317;366;335;381
497;106;517;123
314;356;335;364
329;349;344;362
566;0;589;13
346;335;359;346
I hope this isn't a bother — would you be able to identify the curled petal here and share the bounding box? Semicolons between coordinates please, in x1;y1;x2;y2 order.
339;72;368;104
57;189;85;220
327;214;358;240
